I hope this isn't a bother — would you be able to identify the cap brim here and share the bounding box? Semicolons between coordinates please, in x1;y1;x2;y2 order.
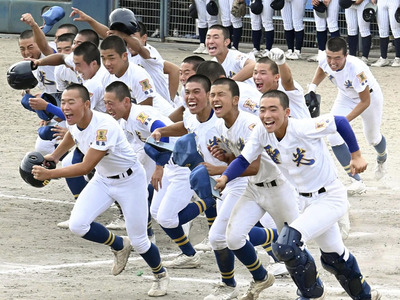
42;24;53;34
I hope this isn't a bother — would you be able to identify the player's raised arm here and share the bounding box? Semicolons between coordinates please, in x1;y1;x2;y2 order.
308;65;327;93
151;121;188;142
70;7;109;39
163;61;180;101
20;13;54;56
31;52;68;68
231;58;256;82
268;48;296;91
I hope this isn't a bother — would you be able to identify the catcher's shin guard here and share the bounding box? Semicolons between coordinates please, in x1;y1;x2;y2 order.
272;223;324;298
321;250;371;300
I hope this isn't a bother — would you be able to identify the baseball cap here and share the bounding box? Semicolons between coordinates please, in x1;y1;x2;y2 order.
42;6;65;34
173;133;204;170
38;126;56;140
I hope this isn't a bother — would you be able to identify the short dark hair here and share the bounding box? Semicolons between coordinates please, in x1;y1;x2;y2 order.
105;81;131;101
19;30;33;40
208;24;230;40
57;23;79;35
78;29;100;47
64;83;90;102
137;21;147;36
261;90;289;109
196;61;226;83
57;33;75;44
74;41;101;65
182;55;205;71
186;74;211;93
256;57;279;75
100;35;127;56
212;78;239;98
326;37;348;56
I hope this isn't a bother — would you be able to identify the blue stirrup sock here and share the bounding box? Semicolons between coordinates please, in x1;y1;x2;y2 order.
214;248;236;287
374;135;387;163
232;240;267;281
82;222;123;250
140;243;165;274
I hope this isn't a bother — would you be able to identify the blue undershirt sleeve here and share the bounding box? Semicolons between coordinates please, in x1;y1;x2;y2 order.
150;120;169;143
222;155;250;182
334;116;359;153
46;103;65;120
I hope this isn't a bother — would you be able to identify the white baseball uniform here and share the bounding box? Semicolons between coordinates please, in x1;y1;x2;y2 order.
219;0;243;28
345;0;371;37
375;0;400;39
319;55;384;146
237;81;262;115
83;65;109;113
281;0;307;32
67;110;151;254
194;0;220;29
313;0;340;33
33;53;58;94
250;0;275;32
278;79;311;119
54;64;82;92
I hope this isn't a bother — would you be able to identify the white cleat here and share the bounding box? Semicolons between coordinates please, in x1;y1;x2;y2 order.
347;178;367;196
111;236;132;275
371;57;390;67
57;220;69;229
371;289;382;300
105;217;126;230
240;272;275;300
194;43;207;54
194;237;212;252
361;56;370;65
374;161;387;181
249;48;260;58
163;252;201;269
260;49;270;58
148;268;170;297
392;57;400;67
204;282;239;300
288;49;301;60
285;49;293;59
268;262;289;277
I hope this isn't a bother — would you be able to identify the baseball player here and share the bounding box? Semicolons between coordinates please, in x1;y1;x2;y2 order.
249;0;276;58
309;37;388;194
308;0;341;62
219;0;244;49
341;0;373;65
253;48;311;119
370;0;400;67
216;89;381;300
210;78;300;300
193;0;219;54
206;25;257;88
31;84;170;297
280;0;307;60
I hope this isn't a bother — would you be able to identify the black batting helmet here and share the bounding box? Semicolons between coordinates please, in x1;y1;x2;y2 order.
304;91;321;118
339;0;355;9
7;61;38;90
363;3;377;22
206;0;219;16
109;8;138;35
396;7;400;23
19;152;56;188
250;0;263;15
270;0;284;11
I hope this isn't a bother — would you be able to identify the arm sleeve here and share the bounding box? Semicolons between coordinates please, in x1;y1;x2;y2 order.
334;116;359;153
46;103;65;120
150;120;169;143
222;155;250;182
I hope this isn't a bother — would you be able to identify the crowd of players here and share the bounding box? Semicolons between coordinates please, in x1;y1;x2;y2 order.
9;3;388;300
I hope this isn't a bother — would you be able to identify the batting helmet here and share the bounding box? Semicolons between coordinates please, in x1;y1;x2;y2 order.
270;0;284;10
19;151;56;188
250;0;263;15
314;2;327;18
304;91;321;118
206;0;219;16
188;2;198;19
363;3;377;22
396;7;400;23
7;61;38;90
109;8;138;35
339;0;355;9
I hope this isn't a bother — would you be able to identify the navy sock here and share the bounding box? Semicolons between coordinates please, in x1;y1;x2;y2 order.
178;196;216;225
379;37;389;59
232;27;243;49
330;29;340;38
285;29;295;51
82;222;123;250
265;30;274;50
232;240;267;281
317;30;327;51
252;30;262;50
161;225;195;256
140;243;165;274
205;204;217;229
374;135;387;163
332;144;361;180
362;35;372;58
348;35;358;56
295;29;304;51
249;227;278;261
394;38;400;58
199;27;208;44
214;248;236;287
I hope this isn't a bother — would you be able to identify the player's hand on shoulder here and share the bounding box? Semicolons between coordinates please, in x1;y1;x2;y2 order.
151;165;164;192
29;97;48;111
268;48;286;65
214;175;228;192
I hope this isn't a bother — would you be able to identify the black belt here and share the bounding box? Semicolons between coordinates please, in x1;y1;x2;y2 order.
255;180;277;188
299;187;326;198
107;168;133;179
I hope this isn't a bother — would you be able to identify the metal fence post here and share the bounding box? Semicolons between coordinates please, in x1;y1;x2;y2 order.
160;0;168;42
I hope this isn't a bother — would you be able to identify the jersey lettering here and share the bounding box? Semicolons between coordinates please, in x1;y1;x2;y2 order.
135;130;146;143
292;148;315;167
344;80;352;88
38;70;56;86
264;145;281;164
96;129;107;146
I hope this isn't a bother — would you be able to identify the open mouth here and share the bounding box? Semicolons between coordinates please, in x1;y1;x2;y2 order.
64;113;73;122
264;120;275;128
188;102;197;109
208;46;217;52
255;82;264;91
213;104;222;113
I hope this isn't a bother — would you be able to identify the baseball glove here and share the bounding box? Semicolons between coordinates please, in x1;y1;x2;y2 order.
231;0;246;17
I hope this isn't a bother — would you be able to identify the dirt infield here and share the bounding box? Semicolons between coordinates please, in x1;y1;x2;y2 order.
1;34;399;299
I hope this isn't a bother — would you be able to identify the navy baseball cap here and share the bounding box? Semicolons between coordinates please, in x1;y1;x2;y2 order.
21;93;35;112
38;126;55;140
173;133;204;170
36;93;58;121
42;6;65;34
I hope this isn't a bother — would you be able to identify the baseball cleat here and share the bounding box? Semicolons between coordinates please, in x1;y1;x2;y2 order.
148;268;170;297
392;57;400;67
268;262;289;277
374;160;387;181
204;282;239;300
194;43;207;54
105;216;126;230
111;236;132;275
347;178;367;196
371;289;382;300
163;252;201;269
371;57;390;67
194;237;212;252
239;272;275;300
57;220;69;229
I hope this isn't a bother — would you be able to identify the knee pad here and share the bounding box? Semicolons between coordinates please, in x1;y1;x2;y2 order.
272;224;324;298
321;251;371;299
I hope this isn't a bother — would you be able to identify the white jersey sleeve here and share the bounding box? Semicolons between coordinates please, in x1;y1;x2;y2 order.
278;79;311;119
237;81;261;115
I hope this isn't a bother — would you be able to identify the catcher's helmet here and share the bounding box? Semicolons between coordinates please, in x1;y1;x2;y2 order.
19;151;56;188
189;2;198;19
109;8;138;35
304;91;321;118
206;0;219;16
396;7;400;23
7;61;38;90
339;0;355;9
363;3;377;22
270;0;284;10
250;0;263;15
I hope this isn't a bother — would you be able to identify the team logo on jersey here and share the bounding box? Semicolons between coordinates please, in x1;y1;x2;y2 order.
38;70;56;86
248;123;256;130
243;99;258;113
356;72;368;86
344;80;352;88
89;92;94;99
326;74;336;85
292;148;315;167
137;112;150;124
208;136;228;153
135;130;146;143
315;119;328;130
139;79;153;95
264;145;281;164
96;129;107;146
